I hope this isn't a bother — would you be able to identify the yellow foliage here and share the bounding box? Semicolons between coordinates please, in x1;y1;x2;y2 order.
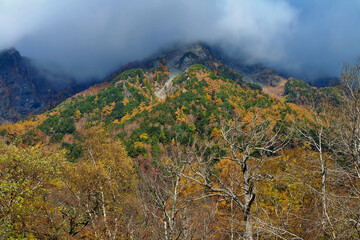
49;110;60;117
101;101;116;116
210;127;222;139
209;113;216;124
112;119;120;124
175;107;187;122
63;126;139;238
123;97;129;106
138;102;147;111
0;141;68;237
75;109;81;120
0;114;48;141
120;113;131;124
140;133;149;140
134;141;144;149
93;96;98;104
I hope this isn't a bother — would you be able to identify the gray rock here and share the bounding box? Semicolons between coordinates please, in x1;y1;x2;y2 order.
0;48;74;124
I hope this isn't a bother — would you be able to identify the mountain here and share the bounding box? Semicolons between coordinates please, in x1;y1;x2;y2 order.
0;48;78;124
107;42;287;91
0;59;287;157
1;48;358;239
0;48;103;124
0;43;300;124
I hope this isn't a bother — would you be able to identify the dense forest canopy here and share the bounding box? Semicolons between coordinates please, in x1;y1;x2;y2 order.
1;59;360;239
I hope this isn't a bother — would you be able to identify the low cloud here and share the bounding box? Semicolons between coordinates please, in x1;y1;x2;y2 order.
1;0;360;81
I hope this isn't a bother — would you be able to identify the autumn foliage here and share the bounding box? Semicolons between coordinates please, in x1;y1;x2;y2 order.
1;61;360;239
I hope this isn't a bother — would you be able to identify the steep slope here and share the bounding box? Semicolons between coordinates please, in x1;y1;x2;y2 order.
0;43;295;125
107;42;220;79
107;42;286;92
1;61;300;162
0;48;76;124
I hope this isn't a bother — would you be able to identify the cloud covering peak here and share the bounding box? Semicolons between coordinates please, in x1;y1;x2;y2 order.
1;0;360;80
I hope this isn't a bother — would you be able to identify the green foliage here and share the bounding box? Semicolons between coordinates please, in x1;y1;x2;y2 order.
21;129;38;146
3;54;359;239
112;68;145;83
247;82;262;91
285;77;340;105
0;129;7;137
188;64;206;72
62;142;83;162
15;63;290;165
284;78;312;103
217;65;243;83
38;116;75;142
173;73;188;85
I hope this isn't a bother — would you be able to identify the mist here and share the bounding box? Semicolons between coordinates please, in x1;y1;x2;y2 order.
1;0;360;81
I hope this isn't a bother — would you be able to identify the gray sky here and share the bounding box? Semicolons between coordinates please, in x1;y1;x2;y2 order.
1;0;360;80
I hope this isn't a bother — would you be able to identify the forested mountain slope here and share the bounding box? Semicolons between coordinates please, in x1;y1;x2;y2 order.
0;58;359;239
0;42;312;125
1;62;288;161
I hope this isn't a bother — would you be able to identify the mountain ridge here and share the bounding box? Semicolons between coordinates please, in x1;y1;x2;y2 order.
0;42;331;124
107;42;287;87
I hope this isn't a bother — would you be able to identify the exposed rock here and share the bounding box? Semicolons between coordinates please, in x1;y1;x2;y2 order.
218;55;286;87
107;42;286;92
107;42;220;81
0;48;75;124
262;77;288;99
154;75;176;100
252;69;284;86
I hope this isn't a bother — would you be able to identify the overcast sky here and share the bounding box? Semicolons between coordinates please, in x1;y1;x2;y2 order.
1;0;360;80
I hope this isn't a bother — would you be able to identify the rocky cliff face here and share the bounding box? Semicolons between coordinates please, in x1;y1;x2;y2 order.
107;42;219;80
107;42;285;87
0;48;74;124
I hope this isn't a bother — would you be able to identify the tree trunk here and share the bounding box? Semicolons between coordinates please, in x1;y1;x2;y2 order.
320;148;327;237
243;160;254;240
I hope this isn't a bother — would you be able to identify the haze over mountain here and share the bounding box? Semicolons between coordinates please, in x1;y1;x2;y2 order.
3;2;360;239
0;48;73;123
109;42;286;86
0;48;100;124
0;42;287;123
1;0;360;81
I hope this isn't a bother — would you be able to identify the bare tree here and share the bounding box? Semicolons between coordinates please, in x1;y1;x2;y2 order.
140;143;218;240
329;59;360;236
184;112;290;240
290;94;338;238
334;59;360;169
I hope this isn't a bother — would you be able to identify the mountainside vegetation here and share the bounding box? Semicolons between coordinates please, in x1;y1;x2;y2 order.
1;57;360;239
284;77;340;105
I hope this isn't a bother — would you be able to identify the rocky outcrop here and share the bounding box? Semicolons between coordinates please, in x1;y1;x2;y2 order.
107;42;286;90
0;48;75;124
107;42;220;81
